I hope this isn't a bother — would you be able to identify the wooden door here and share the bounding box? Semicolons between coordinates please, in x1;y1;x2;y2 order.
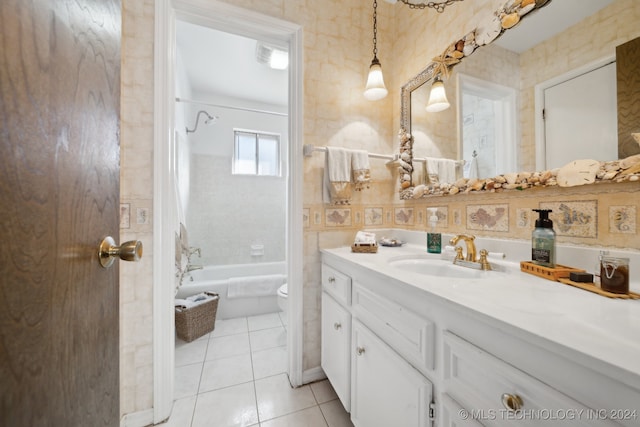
0;1;122;425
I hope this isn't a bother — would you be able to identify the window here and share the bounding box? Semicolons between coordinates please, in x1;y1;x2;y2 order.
233;130;280;176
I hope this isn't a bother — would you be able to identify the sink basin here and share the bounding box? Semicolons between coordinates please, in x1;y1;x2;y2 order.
387;255;490;279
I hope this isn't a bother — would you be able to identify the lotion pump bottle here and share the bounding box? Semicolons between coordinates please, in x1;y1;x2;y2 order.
427;208;441;254
531;209;555;267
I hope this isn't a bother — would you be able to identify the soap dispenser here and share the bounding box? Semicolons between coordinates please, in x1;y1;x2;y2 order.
427;208;441;254
531;209;555;267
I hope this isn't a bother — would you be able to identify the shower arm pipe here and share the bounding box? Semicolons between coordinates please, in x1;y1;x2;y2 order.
176;97;288;117
186;110;215;134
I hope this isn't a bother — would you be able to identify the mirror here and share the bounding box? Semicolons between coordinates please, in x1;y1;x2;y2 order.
399;0;639;199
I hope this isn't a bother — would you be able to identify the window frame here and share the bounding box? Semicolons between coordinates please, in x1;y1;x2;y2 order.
232;129;282;177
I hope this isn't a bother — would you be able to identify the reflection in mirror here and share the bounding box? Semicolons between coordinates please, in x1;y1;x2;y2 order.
399;0;640;199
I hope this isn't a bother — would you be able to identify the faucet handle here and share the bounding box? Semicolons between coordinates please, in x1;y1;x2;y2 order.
454;246;464;261
479;249;492;271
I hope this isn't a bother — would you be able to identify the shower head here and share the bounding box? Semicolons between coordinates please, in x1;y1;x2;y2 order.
186;110;219;134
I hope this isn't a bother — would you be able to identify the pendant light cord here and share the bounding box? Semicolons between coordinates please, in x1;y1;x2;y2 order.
372;0;379;61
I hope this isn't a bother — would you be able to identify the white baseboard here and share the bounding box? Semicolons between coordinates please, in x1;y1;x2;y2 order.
302;366;326;385
120;408;154;427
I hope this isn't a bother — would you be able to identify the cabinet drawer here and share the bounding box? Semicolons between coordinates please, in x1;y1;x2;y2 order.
352;282;435;372
322;264;351;306
443;331;616;427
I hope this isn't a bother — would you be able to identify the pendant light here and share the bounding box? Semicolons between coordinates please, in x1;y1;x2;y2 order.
426;75;450;112
364;0;388;101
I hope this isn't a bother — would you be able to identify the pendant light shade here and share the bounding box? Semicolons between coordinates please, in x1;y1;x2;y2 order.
426;75;450;112
364;57;388;101
364;0;387;101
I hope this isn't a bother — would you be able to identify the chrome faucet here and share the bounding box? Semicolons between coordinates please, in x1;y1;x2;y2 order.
450;234;477;262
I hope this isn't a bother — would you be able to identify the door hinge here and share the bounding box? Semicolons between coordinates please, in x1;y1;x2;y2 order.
542;108;546;120
429;401;436;421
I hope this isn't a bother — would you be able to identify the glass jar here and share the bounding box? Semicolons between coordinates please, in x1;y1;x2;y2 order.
600;256;630;294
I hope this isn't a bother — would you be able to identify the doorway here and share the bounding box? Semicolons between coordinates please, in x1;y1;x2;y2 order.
458;73;518;177
154;0;303;423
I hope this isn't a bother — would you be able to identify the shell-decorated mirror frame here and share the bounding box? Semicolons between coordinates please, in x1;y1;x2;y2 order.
398;0;640;200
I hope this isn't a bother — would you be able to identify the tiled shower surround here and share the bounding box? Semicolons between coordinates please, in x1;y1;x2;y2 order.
119;0;640;420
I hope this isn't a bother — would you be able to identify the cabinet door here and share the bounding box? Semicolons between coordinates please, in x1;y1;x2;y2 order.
351;320;433;427
321;292;351;411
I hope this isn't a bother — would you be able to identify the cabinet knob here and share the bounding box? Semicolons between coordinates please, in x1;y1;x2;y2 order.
356;346;365;356
501;393;523;412
333;322;342;330
328;276;336;283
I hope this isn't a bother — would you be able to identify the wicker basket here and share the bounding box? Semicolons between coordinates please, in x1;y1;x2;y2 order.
175;292;219;342
351;243;378;253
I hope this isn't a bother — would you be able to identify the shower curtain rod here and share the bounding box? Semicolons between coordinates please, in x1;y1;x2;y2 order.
175;97;288;117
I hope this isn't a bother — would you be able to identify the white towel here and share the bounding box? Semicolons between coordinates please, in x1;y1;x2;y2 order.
175;292;217;310
464;157;479;179
425;157;458;185
323;147;352;205
351;149;371;191
227;274;285;299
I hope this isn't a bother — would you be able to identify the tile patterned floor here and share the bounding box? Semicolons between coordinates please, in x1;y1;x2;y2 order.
164;312;353;427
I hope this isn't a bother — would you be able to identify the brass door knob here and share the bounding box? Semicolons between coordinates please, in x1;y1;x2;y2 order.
334;322;342;330
99;236;143;268
356;346;366;356
501;393;523;412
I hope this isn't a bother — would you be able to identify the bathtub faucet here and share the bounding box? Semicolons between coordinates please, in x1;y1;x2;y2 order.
186;264;203;273
188;247;201;258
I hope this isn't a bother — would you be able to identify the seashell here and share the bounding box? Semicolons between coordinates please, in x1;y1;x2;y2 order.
399;159;411;170
470;180;485;191
521;0;536;7
412;184;426;198
485;180;496;190
475;15;502;46
518;3;535;17
403;173;411;182
401;181;411;189
449;186;460;195
619;153;640;169
463;43;476;56
556;159;600;187
494;175;507;184
630;175;639;182
602;171;619;180
454;178;468;187
400;152;411;162
501;12;520;29
503;183;522;190
518;172;531;182
504;173;518;185
449;50;464;59
455;40;465;52
619;163;640;177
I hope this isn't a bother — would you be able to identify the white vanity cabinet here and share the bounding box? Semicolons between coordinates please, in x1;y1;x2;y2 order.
321;264;352;411
351;320;433;427
320;249;640;427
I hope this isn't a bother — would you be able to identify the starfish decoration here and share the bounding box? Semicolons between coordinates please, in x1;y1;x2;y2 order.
431;50;460;79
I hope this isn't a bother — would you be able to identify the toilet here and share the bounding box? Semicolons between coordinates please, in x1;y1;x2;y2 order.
277;283;288;312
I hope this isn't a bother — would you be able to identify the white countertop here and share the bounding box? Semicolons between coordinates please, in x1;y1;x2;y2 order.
321;241;640;389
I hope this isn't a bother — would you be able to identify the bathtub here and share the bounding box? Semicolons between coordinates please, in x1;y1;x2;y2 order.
176;262;286;320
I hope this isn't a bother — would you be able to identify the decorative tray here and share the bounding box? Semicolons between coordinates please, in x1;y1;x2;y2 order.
520;261;585;281
558;279;640;299
379;238;405;247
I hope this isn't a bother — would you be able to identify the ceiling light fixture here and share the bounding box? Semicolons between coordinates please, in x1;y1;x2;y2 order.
383;0;464;13
255;42;289;70
363;0;388;101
